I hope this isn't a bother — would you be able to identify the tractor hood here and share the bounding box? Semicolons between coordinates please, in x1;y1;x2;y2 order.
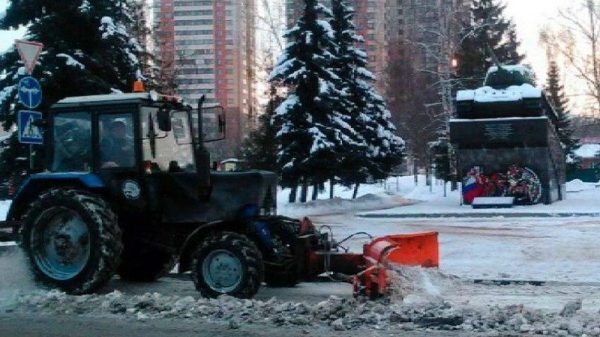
160;170;278;224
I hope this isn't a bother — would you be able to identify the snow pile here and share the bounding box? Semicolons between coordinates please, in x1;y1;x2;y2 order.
278;180;416;218
566;179;597;192
574;143;600;159
280;193;412;218
5;284;600;335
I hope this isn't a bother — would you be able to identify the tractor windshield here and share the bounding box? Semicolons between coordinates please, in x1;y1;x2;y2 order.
141;106;196;173
99;113;135;169
51;112;92;172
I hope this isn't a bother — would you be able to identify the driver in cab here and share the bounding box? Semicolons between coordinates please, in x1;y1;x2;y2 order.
101;120;134;168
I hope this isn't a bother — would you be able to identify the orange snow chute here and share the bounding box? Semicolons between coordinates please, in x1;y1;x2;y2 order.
353;232;439;299
363;232;439;268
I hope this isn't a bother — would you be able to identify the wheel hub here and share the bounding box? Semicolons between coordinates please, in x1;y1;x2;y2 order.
32;208;91;281
202;250;243;293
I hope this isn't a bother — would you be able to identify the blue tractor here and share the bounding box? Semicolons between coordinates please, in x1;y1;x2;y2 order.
2;92;299;297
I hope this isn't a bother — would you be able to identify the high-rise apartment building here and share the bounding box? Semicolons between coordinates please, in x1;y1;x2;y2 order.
153;0;256;158
285;0;388;91
385;0;470;72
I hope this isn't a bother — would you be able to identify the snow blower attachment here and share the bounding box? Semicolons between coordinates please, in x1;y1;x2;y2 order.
295;219;439;299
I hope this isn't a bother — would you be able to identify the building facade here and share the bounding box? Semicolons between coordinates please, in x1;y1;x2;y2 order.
285;0;388;91
153;0;256;159
385;0;470;71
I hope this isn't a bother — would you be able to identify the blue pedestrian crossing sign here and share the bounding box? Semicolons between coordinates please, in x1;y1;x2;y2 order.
18;76;42;109
18;110;44;145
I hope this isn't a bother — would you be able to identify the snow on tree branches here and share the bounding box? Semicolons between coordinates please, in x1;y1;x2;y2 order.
330;0;404;185
269;0;361;201
0;0;144;179
270;0;404;202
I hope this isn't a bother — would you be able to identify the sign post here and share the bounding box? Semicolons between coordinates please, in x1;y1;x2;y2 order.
15;40;44;170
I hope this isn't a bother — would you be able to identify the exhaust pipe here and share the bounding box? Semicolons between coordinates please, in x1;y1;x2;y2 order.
196;95;211;200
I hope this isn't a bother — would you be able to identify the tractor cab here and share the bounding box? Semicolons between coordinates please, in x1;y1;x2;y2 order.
48;92;209;175
39;92;276;224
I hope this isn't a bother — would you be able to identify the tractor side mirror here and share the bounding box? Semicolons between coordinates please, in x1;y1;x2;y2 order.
203;105;226;143
157;107;172;132
218;110;226;134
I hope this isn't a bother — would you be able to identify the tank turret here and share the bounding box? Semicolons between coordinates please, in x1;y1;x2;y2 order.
456;65;549;119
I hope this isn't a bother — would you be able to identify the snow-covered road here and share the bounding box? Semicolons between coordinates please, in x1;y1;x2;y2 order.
312;214;600;283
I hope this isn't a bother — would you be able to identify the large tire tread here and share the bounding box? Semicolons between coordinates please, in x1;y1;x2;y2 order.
191;231;263;299
21;188;122;294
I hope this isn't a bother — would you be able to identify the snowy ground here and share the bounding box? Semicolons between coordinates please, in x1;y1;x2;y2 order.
1;177;600;336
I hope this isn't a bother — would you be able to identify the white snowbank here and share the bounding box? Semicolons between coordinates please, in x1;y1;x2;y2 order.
278;179;415;218
566;179;598;192
358;177;600;217
574;143;600;159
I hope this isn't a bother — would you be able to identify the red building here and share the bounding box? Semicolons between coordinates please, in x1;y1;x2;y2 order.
154;0;256;159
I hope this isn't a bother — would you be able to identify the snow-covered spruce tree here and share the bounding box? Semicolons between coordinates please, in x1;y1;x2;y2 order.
456;0;524;89
269;0;362;203
546;60;579;164
330;0;404;198
0;0;142;178
242;83;284;173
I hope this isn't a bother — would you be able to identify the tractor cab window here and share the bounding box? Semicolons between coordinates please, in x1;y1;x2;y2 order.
51;112;92;172
141;107;195;173
99;114;135;169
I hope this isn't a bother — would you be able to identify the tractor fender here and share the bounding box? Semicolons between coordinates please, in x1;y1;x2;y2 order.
178;220;250;273
7;173;106;222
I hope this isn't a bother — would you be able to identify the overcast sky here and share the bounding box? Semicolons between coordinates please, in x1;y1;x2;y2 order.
0;0;570;80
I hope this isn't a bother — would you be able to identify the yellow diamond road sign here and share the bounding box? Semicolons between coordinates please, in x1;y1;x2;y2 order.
15;40;44;75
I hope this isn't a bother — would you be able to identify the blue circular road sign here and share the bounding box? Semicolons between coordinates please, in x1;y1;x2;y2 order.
18;76;42;109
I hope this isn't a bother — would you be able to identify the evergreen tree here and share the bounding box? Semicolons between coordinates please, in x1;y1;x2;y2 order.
545;60;579;161
330;0;404;196
269;0;362;202
456;0;524;89
0;0;142;179
242;83;284;173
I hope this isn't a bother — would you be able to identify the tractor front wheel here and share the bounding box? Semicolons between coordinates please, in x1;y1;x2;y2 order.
21;189;122;294
191;232;263;298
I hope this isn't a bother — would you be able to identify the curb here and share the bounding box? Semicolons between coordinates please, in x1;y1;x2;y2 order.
357;212;600;219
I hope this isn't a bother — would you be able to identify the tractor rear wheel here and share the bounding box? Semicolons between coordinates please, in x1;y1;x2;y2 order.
191;232;263;298
117;241;176;282
21;189;122;294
